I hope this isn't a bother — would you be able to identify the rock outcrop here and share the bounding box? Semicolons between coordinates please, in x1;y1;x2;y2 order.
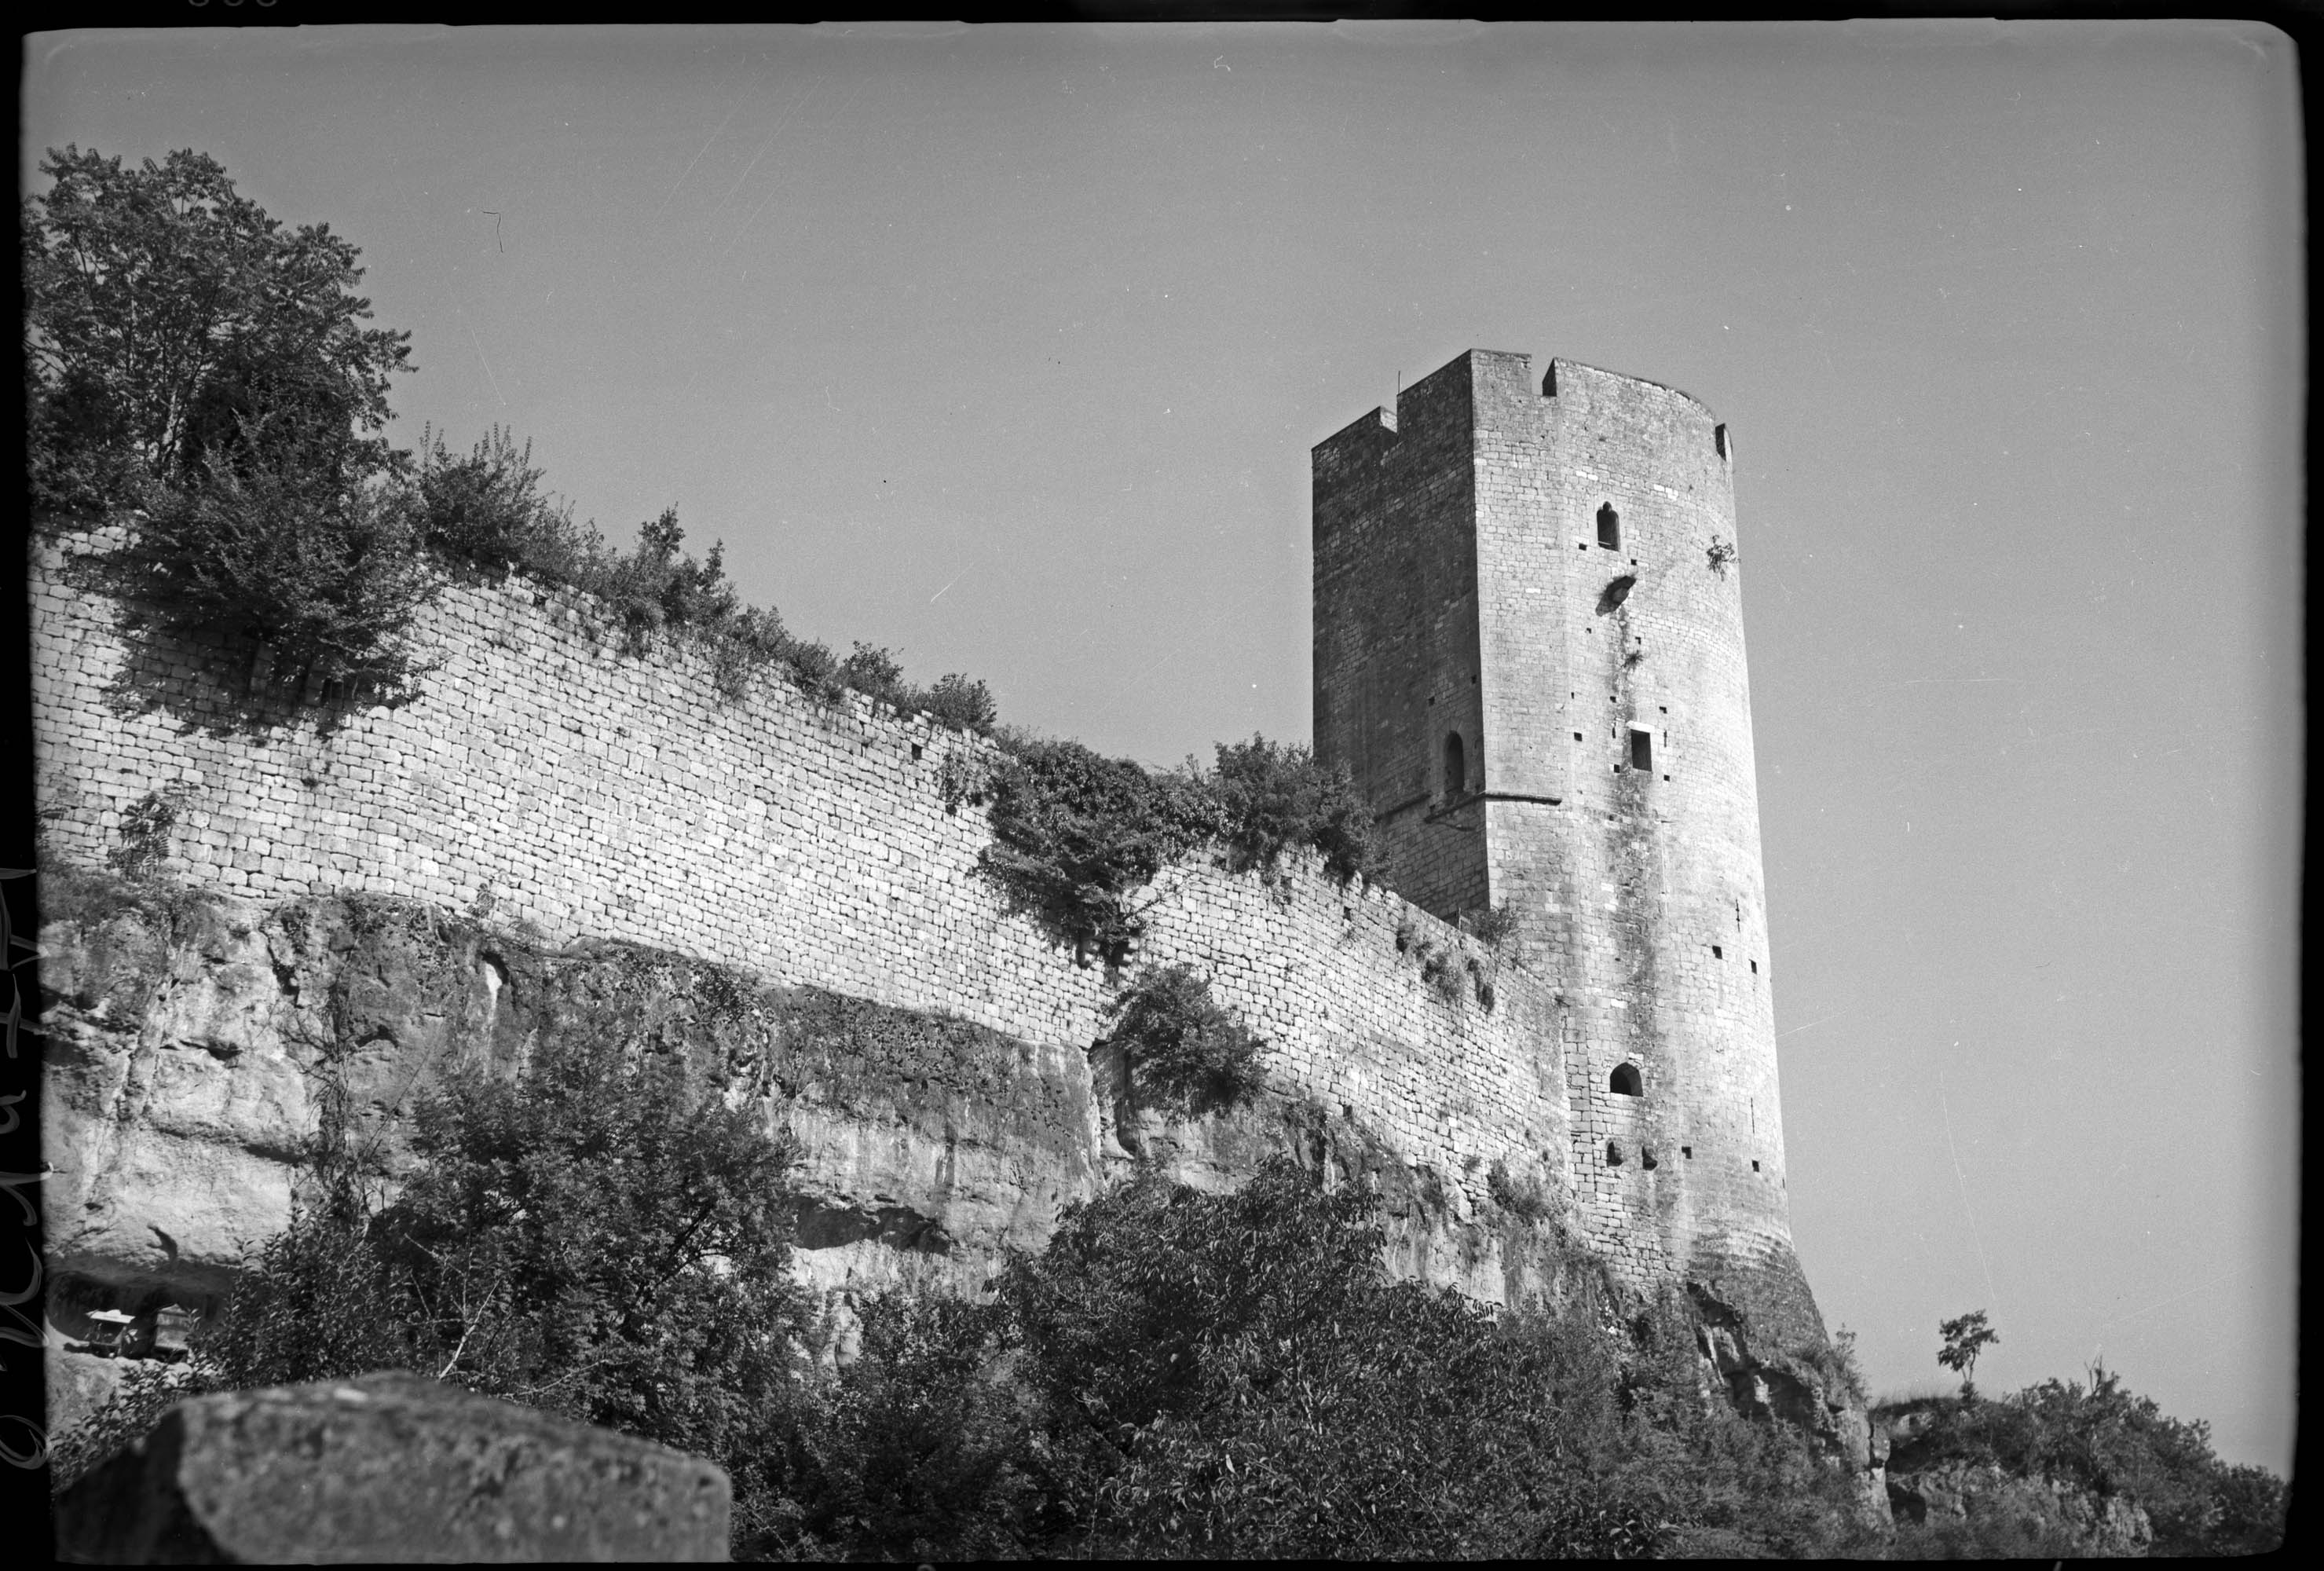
53;1370;730;1562
40;862;1875;1504
40;868;1591;1353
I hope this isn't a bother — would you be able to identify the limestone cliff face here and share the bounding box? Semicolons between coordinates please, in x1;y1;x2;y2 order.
41;862;1885;1516
40;866;1584;1326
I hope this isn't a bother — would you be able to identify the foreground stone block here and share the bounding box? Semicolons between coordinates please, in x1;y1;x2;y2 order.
54;1370;729;1562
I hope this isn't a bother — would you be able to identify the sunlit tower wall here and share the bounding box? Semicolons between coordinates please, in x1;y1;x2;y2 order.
1313;350;1825;1341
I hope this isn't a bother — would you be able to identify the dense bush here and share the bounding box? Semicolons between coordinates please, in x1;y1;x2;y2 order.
90;435;444;701
971;734;1385;961
1882;1368;2289;1556
972;736;1222;962
1200;734;1379;884
51;1028;809;1535
1100;964;1267;1116
410;423;583;578
371;1031;803;1478
746;1293;1038;1561
762;1159;1882;1561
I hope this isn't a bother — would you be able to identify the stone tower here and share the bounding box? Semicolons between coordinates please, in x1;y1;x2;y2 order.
1314;350;1826;1343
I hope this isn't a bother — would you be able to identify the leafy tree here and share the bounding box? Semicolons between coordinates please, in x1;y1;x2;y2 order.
24;145;411;517
1937;1309;2000;1397
1100;964;1267;1117
27;145;438;698
374;1031;803;1471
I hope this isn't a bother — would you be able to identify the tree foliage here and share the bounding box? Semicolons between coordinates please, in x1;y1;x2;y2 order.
970;734;1383;963
96;436;444;700
24;145;410;517
52;1029;808;1528
1937;1307;2000;1394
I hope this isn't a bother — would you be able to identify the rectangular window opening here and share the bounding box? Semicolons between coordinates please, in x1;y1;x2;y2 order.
1711;945;1722;959
1628;729;1652;772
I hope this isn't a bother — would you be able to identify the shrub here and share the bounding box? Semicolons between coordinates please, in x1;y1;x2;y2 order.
1462;900;1521;947
972;737;1220;961
52;1027;811;1534
994;1159;1810;1559
910;671;998;733
745;1293;1038;1562
106;788;184;879
88;435;443;702
410;423;579;577
1101;965;1267;1117
1887;1364;2289;1556
1486;1157;1554;1223
1199;735;1379;884
373;1031;804;1472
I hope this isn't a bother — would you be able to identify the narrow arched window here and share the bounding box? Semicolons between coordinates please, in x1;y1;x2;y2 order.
1609;1062;1642;1097
1443;731;1466;798
1597;503;1620;550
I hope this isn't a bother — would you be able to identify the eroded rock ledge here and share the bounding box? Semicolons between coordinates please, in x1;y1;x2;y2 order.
39;862;1874;1509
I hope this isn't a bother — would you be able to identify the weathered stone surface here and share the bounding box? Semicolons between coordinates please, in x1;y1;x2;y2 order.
53;1370;730;1563
33;467;1857;1467
40;872;1590;1325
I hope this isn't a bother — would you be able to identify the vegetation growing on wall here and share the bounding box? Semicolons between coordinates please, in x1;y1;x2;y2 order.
26;144;997;729
1199;735;1379;883
967;734;1379;961
969;737;1222;963
24;146;412;522
1100;964;1267;1116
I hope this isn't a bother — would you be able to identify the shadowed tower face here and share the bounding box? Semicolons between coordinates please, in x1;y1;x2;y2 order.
1313;350;1828;1346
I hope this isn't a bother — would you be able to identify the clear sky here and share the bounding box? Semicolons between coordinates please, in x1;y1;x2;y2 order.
24;21;2300;1474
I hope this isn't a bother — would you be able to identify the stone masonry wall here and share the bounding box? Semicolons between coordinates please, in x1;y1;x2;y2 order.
31;540;1574;1243
1311;350;1811;1313
1311;356;1490;922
